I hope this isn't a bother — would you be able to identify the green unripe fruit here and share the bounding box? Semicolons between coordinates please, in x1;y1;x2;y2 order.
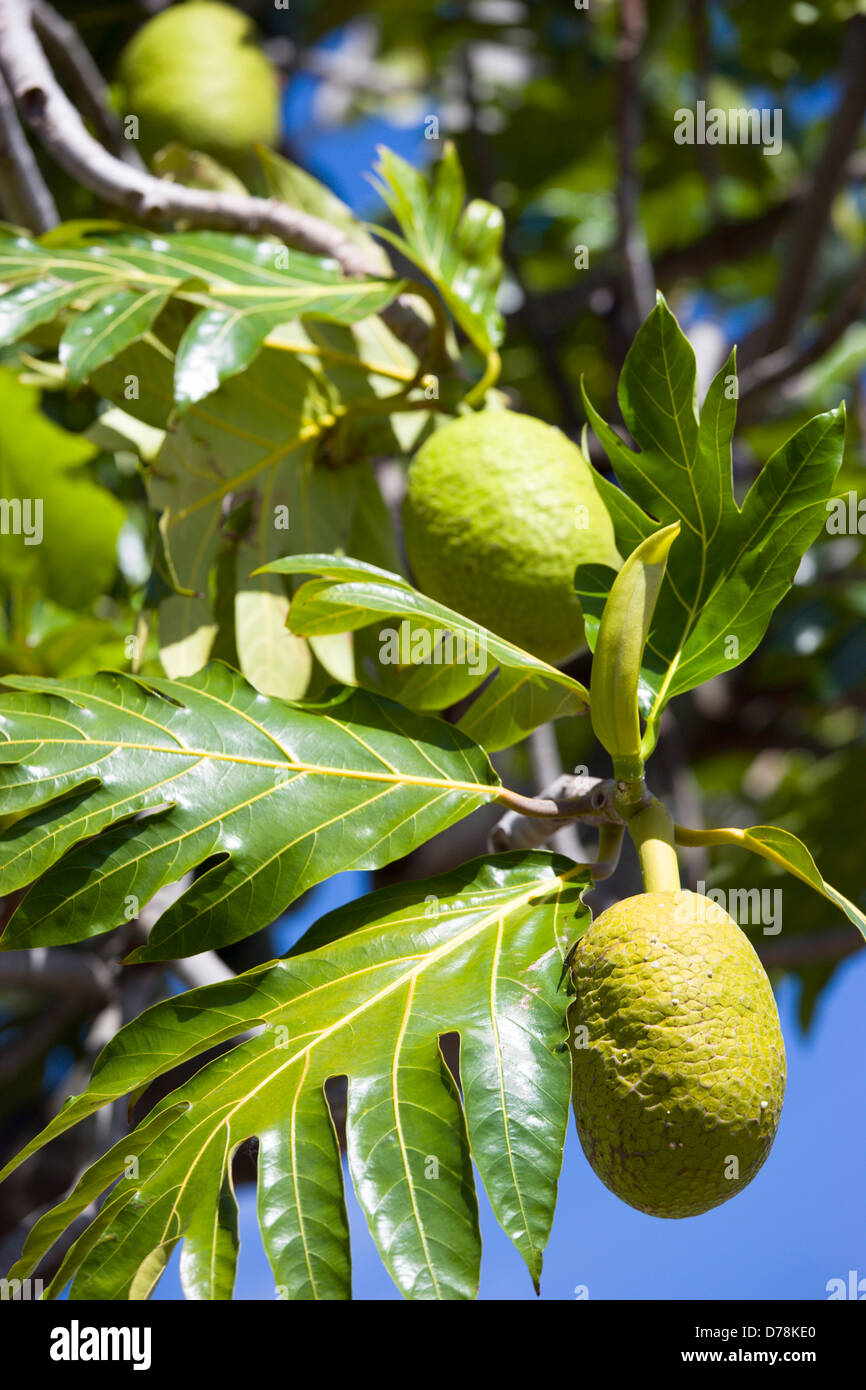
569;891;786;1218
402;411;620;666
118;2;279;168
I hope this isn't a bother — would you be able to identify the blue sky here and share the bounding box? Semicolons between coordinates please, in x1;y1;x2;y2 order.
280;35;429;215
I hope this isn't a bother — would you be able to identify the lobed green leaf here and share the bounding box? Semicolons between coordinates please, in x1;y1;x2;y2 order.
0;662;499;958
1;852;591;1300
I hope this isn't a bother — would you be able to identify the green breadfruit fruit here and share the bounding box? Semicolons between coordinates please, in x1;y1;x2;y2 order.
402;410;620;666
118;2;279;168
569;890;786;1218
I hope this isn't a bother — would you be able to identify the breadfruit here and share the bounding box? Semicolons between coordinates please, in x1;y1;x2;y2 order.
569;890;786;1218
118;2;279;168
402;410;620;665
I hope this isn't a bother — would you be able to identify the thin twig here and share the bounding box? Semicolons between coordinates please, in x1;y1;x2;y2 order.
0;65;56;229
615;0;655;338
493;773;630;826
30;0;143;168
740;13;866;365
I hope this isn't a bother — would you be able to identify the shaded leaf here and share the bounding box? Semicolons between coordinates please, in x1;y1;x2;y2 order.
258;553;589;751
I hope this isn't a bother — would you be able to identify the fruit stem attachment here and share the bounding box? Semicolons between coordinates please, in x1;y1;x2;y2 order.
626;797;681;894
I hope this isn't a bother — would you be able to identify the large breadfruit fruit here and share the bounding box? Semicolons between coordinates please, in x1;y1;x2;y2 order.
402;410;620;665
569;890;786;1218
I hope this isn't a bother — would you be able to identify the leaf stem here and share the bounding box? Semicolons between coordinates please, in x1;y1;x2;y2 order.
464;348;501;407
674;823;814;887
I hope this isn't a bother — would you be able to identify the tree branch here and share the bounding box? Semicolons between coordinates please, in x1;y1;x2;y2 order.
740;13;866;365
615;0;655;339
0;65;56;229
530;151;866;337
494;773;630;827
30;0;143;168
0;0;428;351
0;948;115;1003
738;247;866;409
490;772;625;879
524;726;586;859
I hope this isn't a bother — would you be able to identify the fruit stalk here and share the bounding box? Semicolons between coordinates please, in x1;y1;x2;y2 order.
625;796;680;893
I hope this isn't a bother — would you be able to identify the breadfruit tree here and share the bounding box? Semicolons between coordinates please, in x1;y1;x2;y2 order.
0;0;863;1301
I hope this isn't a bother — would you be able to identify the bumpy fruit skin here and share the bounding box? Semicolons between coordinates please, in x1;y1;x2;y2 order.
402;411;620;665
118;3;279;167
569;891;786;1218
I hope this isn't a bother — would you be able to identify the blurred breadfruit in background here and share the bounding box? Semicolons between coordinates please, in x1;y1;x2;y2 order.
116;1;280;173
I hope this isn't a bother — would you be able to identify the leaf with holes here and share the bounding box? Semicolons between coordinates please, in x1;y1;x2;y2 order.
0;851;589;1300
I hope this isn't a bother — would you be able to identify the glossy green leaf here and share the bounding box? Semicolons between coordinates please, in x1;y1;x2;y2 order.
369;141;504;353
172;273;404;411
0;852;589;1300
676;822;866;942
258;553;589;751
0;274;104;341
59;288;169;386
0;662;500;959
579;295;846;727
0;225;405;405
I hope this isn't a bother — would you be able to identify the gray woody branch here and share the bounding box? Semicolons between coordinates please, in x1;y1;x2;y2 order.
30;0;144;167
0;66;56;228
0;0;428;349
491;773;627;881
